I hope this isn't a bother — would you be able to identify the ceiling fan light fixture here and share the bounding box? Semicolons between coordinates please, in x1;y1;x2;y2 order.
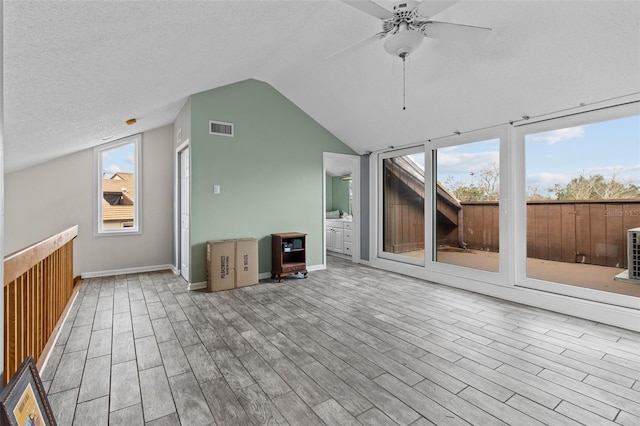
383;29;423;57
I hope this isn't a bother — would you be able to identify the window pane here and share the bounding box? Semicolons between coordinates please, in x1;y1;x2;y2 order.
525;115;640;297
101;142;137;231
382;152;425;261
435;139;500;272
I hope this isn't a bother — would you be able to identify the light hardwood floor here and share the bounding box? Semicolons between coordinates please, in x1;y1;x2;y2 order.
42;256;640;425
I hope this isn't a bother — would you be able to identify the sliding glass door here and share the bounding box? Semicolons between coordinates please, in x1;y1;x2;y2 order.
375;129;508;284
433;138;501;273
373;104;638;309
379;148;425;265
520;111;640;302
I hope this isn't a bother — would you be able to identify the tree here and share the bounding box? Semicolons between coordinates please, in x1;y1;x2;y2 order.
443;163;500;202
444;166;639;202
527;184;548;200
549;171;640;200
473;163;500;198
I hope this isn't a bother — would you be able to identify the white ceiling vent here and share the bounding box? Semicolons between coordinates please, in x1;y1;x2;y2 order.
209;120;234;137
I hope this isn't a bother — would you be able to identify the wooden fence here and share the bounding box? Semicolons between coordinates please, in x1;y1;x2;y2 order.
453;200;640;268
4;225;78;384
383;155;640;267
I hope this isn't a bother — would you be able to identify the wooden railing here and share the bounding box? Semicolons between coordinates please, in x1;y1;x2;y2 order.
3;225;78;384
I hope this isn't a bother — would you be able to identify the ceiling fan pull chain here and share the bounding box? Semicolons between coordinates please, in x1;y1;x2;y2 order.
402;53;407;110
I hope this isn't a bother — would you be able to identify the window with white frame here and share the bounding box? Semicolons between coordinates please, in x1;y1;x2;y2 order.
372;104;639;311
520;111;640;300
95;134;141;235
434;138;501;273
374;129;508;285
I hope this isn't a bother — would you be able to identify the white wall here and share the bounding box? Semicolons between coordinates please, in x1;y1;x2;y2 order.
4;125;174;276
1;0;5;383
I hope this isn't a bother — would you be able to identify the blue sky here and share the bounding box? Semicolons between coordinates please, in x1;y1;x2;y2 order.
526;115;639;196
102;142;135;177
435;139;499;186
409;114;639;197
408;139;500;186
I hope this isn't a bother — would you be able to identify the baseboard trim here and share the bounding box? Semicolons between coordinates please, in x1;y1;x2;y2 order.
189;281;207;291
308;264;325;272
259;272;272;280
81;264;174;279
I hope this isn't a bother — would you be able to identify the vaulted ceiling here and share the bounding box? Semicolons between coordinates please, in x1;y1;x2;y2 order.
4;1;640;173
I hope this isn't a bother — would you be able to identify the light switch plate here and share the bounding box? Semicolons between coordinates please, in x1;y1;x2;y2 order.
213;185;221;194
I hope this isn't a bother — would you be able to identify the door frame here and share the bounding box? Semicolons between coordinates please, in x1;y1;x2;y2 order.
323;152;361;268
376;146;426;267
174;139;190;283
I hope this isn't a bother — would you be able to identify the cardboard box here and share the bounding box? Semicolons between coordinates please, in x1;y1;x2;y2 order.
206;240;235;291
235;238;258;288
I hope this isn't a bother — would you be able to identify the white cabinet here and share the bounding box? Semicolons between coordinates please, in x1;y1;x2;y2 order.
326;226;343;253
333;228;344;252
343;226;353;255
344;242;353;255
326;219;351;257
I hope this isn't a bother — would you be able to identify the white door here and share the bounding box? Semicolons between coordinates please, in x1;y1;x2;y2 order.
326;227;333;251
180;148;190;281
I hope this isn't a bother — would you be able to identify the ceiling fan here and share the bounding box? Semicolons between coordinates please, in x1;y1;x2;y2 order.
332;1;492;110
333;0;492;59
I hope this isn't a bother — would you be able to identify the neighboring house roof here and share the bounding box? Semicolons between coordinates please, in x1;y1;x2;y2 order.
103;173;135;221
103;172;135;204
112;172;134;182
102;199;134;221
436;182;462;210
385;156;462;209
385;156;462;228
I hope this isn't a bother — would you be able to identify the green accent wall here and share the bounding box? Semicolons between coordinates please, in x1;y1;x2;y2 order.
190;79;355;282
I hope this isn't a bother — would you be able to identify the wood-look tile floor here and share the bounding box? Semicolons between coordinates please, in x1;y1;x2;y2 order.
42;256;640;425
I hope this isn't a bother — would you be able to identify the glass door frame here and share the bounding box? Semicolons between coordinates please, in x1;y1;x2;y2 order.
513;102;640;309
425;127;511;286
377;146;427;266
374;127;510;287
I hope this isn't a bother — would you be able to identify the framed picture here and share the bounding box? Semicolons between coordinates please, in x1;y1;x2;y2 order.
0;356;56;426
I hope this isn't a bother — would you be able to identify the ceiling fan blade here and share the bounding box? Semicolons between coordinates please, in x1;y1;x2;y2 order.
416;1;459;19
423;21;492;44
327;32;388;60
341;0;395;20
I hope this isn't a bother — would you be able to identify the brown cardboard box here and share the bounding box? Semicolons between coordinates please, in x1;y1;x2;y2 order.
206;240;235;291
235;238;258;287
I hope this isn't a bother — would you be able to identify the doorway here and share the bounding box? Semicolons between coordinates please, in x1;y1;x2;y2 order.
323;152;361;268
179;147;190;281
174;141;191;285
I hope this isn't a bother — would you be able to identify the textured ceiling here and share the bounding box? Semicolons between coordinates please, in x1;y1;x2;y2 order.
4;1;640;173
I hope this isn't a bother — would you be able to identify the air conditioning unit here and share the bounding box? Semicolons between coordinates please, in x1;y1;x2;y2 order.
629;227;640;280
